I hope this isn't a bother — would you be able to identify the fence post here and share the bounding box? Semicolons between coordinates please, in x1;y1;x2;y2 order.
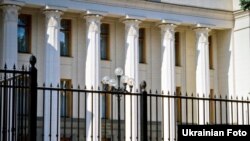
140;81;148;141
29;55;37;141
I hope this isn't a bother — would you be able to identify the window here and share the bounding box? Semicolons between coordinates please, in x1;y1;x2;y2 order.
139;28;146;63
100;24;110;60
60;79;72;117
60;19;71;57
175;32;181;66
176;87;182;123
208;36;214;69
209;89;215;124
18;14;31;53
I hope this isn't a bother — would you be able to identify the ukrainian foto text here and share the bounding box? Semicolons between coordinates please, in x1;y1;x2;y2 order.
182;129;247;137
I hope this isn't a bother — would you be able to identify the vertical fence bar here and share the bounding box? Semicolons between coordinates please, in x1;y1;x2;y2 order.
98;88;100;141
191;93;194;124
242;97;244;125
226;96;228;124
8;73;10;141
0;74;2;141
63;84;66;140
180;93;182;124
111;93;113;141
42;84;45;141
185;93;188;124
236;96;239;125
3;65;8;141
220;95;222;124
140;81;147;141
12;66;16;141
149;90;152;141
231;96;233;124
71;86;73;140
162;91;164;141
155;92;158;141
49;84;52;141
30;61;38;141
77;86;80;141
197;94;200;124
56;85;59;141
214;95;217;124
84;86;87;140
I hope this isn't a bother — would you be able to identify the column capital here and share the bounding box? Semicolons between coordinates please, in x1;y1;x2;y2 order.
43;9;63;19
194;27;210;43
84;14;102;23
43;9;63;28
0;4;21;22
159;23;176;40
194;27;210;33
122;18;141;27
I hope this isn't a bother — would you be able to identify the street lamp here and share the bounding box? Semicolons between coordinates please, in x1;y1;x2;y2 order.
101;67;134;141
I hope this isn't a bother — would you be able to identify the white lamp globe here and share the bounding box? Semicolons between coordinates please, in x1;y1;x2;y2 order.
114;67;123;76
109;78;117;87
121;75;129;84
102;76;110;84
128;78;135;86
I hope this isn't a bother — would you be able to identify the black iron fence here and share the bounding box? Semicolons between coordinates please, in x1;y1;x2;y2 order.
1;56;250;141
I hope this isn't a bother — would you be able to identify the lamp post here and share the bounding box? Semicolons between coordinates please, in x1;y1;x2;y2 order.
101;67;134;141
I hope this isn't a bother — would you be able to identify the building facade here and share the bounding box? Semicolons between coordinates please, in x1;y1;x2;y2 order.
0;0;250;141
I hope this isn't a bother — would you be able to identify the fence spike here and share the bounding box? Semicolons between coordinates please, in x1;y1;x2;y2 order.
149;89;152;93
220;94;222;99
185;92;188;96
191;93;194;97
203;93;205;97
167;91;170;95
197;93;199;97
214;94;216;98
155;90;158;94
57;84;59;88
236;96;238;100
136;89;139;92
91;86;93;90
43;83;45;87
78;85;80;89
71;84;73;89
13;64;16;70
161;90;164;95
50;83;53;87
180;92;182;96
4;63;7;69
247;97;249;101
84;85;87;90
98;86;100;90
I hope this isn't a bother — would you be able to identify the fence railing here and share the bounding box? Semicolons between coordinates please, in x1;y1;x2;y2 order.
35;85;250;141
0;56;250;141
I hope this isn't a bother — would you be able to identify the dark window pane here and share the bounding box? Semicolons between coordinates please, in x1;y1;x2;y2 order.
100;24;109;60
60;19;71;56
18;14;31;53
139;28;146;63
175;32;181;66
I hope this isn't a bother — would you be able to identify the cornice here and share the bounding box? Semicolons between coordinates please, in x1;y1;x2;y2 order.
74;0;233;21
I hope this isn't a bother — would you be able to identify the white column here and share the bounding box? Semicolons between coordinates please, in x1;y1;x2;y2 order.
195;27;210;124
123;19;140;141
0;4;20;68
159;23;176;141
84;14;102;141
43;9;62;141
